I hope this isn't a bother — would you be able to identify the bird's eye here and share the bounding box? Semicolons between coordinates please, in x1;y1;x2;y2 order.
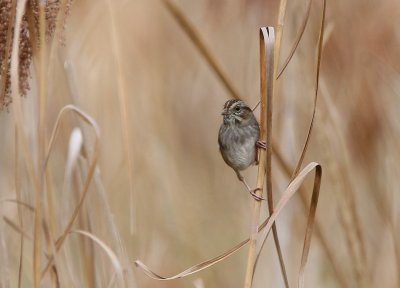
235;106;241;112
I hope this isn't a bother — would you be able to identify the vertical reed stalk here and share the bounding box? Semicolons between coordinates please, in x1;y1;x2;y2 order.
15;131;24;288
244;27;274;288
105;0;136;234
34;2;47;287
267;4;290;286
10;1;41;288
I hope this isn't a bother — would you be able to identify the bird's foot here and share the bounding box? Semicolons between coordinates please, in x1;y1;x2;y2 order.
249;188;265;201
256;140;267;150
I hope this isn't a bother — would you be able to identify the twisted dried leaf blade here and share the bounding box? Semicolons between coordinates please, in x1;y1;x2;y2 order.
134;163;321;283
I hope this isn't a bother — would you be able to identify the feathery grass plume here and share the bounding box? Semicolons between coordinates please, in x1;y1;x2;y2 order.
0;0;73;110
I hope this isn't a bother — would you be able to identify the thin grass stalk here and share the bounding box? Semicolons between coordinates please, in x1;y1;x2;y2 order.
277;0;313;79
274;0;287;78
105;0;136;234
9;0;42;287
69;230;124;286
243;27;274;288
15;131;24;288
3;216;32;240
42;220;59;286
162;0;241;100
0;198;35;211
34;3;47;287
45;0;72;240
265;3;291;287
74;158;97;287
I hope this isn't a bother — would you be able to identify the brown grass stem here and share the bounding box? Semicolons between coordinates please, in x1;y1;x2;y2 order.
267;3;291;287
105;0;136;235
9;1;42;287
162;0;241;100
33;3;47;287
243;27;274;288
274;0;287;79
15;131;24;288
277;0;313;79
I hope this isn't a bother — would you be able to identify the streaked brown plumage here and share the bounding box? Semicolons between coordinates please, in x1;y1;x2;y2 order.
218;99;265;201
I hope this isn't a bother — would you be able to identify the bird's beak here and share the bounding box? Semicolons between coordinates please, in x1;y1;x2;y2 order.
221;109;228;116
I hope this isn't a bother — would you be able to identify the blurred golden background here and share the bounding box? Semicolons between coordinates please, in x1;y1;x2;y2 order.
1;0;399;287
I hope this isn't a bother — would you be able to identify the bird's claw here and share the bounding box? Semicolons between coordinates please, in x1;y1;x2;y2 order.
256;140;267;150
249;188;265;201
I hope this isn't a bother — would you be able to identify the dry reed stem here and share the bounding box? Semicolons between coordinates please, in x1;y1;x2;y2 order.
292;0;325;180
277;0;313;79
9;0;43;287
15;132;24;288
244;27;274;288
255;1;326;286
3;216;33;240
33;3;47;287
0;198;35;211
105;0;136;234
264;2;290;286
274;0;287;78
162;0;241;100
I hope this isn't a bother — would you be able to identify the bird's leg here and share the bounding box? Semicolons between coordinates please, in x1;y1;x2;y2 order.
235;171;265;201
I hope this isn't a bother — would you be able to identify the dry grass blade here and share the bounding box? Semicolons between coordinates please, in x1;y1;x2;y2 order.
246;26;288;288
134;163;322;282
3;216;32;241
135;236;251;280
244;27;271;288
9;0;42;286
257;163;322;288
162;0;241;100
43;104;100;173
262;22;290;288
0;198;35;212
277;0;313;79
69;230;124;285
35;4;47;286
274;145;348;287
297;169;321;287
291;0;325;179
274;0;288;77
15;131;24;288
256;0;326;279
40;105;100;279
105;0;136;234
